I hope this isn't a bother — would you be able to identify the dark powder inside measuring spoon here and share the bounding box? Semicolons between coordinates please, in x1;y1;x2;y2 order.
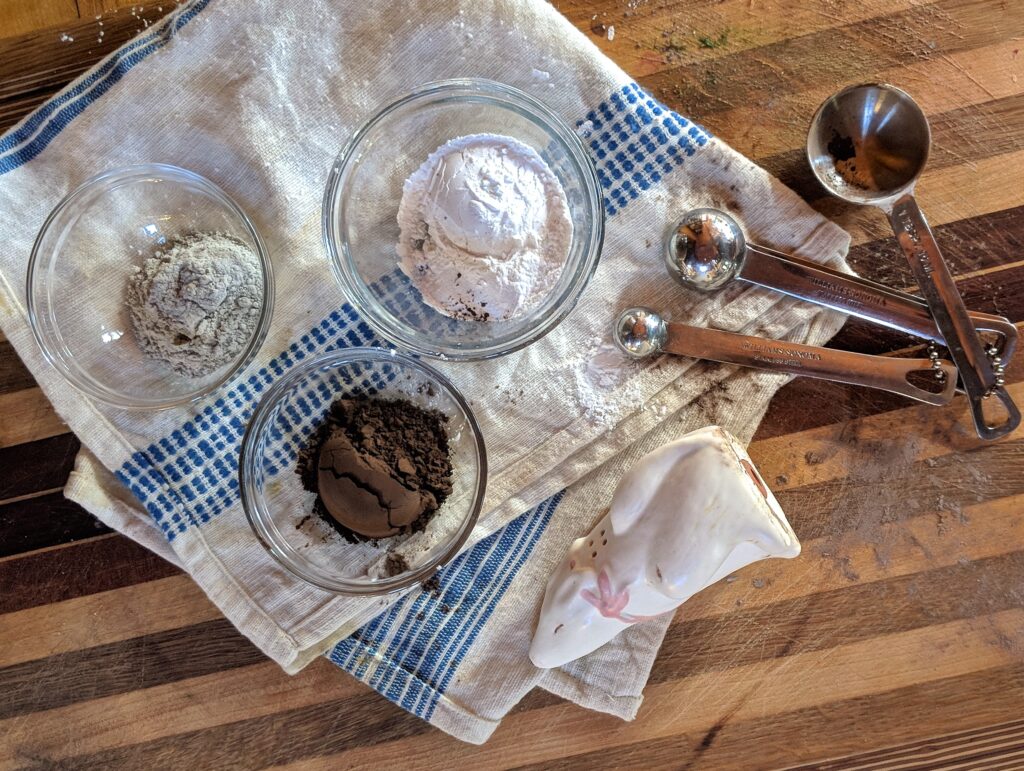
296;395;453;543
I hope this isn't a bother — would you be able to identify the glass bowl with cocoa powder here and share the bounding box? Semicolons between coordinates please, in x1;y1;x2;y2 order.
239;347;486;594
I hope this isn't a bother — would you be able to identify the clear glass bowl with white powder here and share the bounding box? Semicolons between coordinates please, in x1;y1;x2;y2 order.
323;79;604;360
240;348;486;594
27;164;274;409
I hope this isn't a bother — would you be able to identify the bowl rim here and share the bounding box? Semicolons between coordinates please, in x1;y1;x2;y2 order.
322;77;604;361
26;162;276;410
238;346;488;595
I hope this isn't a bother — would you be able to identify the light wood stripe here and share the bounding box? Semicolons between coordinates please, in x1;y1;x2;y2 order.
0;575;216;669
0;387;66;448
0;0;79;41
576;0;933;76
703;38;1024;163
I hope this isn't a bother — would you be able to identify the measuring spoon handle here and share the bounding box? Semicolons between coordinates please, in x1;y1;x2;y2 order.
889;194;1020;439
740;244;1018;360
661;322;957;406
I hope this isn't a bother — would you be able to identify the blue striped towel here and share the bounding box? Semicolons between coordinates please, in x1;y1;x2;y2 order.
0;0;850;743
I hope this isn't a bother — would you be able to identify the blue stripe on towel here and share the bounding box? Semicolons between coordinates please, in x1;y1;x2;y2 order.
0;0;212;174
328;491;563;720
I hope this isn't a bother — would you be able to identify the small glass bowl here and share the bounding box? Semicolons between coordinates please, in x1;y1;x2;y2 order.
27;164;274;410
323;78;604;361
239;348;487;594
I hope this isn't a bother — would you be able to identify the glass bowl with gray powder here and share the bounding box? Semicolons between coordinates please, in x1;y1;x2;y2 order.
239;347;486;594
28;164;274;409
324;79;604;361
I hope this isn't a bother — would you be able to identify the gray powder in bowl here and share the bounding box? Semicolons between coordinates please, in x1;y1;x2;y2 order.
126;232;264;378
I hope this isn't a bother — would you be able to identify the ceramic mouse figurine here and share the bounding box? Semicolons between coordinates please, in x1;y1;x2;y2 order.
529;425;800;669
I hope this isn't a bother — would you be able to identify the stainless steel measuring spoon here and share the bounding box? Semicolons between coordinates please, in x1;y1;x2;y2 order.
665;207;1018;362
806;83;1019;439
613;307;958;406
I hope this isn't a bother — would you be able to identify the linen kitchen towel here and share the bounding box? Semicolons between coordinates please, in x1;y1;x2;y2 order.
0;0;850;743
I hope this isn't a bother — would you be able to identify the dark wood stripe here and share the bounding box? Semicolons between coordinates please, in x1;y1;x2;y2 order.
0;533;180;615
0;490;110;559
510;663;1024;771
648;548;1024;686
806;718;1024;770
643;0;1012;124
0;618;263;721
0;337;36;394
39;690;429;771
0;433;79;501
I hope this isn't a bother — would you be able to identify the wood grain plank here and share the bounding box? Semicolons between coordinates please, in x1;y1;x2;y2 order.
0;336;37;393
803;719;1024;770
558;0;932;81
0;618;263;721
0;489;109;558
0;432;79;501
509;666;1024;771
0;0;78;41
0;388;67;448
0;574;216;669
0;532;179;614
0;658;368;767
250;610;1024;770
641;0;1018;123
690;36;1024;165
0;2;179;132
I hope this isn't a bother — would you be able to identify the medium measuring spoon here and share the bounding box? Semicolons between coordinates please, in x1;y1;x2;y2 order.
613;307;957;406
806;82;1019;439
665;207;1018;362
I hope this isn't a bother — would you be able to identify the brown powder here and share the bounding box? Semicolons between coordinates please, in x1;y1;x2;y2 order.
296;395;452;543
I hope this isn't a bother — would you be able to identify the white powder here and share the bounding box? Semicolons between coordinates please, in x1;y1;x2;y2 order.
126;232;263;378
572;336;641;428
396;133;573;322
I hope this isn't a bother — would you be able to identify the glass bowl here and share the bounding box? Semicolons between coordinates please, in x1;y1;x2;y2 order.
26;163;274;410
239;348;487;594
323;78;604;361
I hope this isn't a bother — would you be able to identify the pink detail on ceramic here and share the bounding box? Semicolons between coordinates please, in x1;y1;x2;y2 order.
580;569;660;623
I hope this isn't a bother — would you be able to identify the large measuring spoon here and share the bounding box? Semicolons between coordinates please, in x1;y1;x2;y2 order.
807;83;1019;439
613;307;957;406
665;207;1018;361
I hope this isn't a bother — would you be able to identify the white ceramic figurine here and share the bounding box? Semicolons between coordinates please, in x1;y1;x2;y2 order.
529;425;800;669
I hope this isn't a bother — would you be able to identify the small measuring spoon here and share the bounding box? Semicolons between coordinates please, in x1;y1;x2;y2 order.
613;307;957;406
665;207;1018;361
807;83;1019;439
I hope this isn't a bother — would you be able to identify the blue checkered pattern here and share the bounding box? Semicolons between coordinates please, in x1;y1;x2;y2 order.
116;304;381;539
579;81;710;216
0;0;713;721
